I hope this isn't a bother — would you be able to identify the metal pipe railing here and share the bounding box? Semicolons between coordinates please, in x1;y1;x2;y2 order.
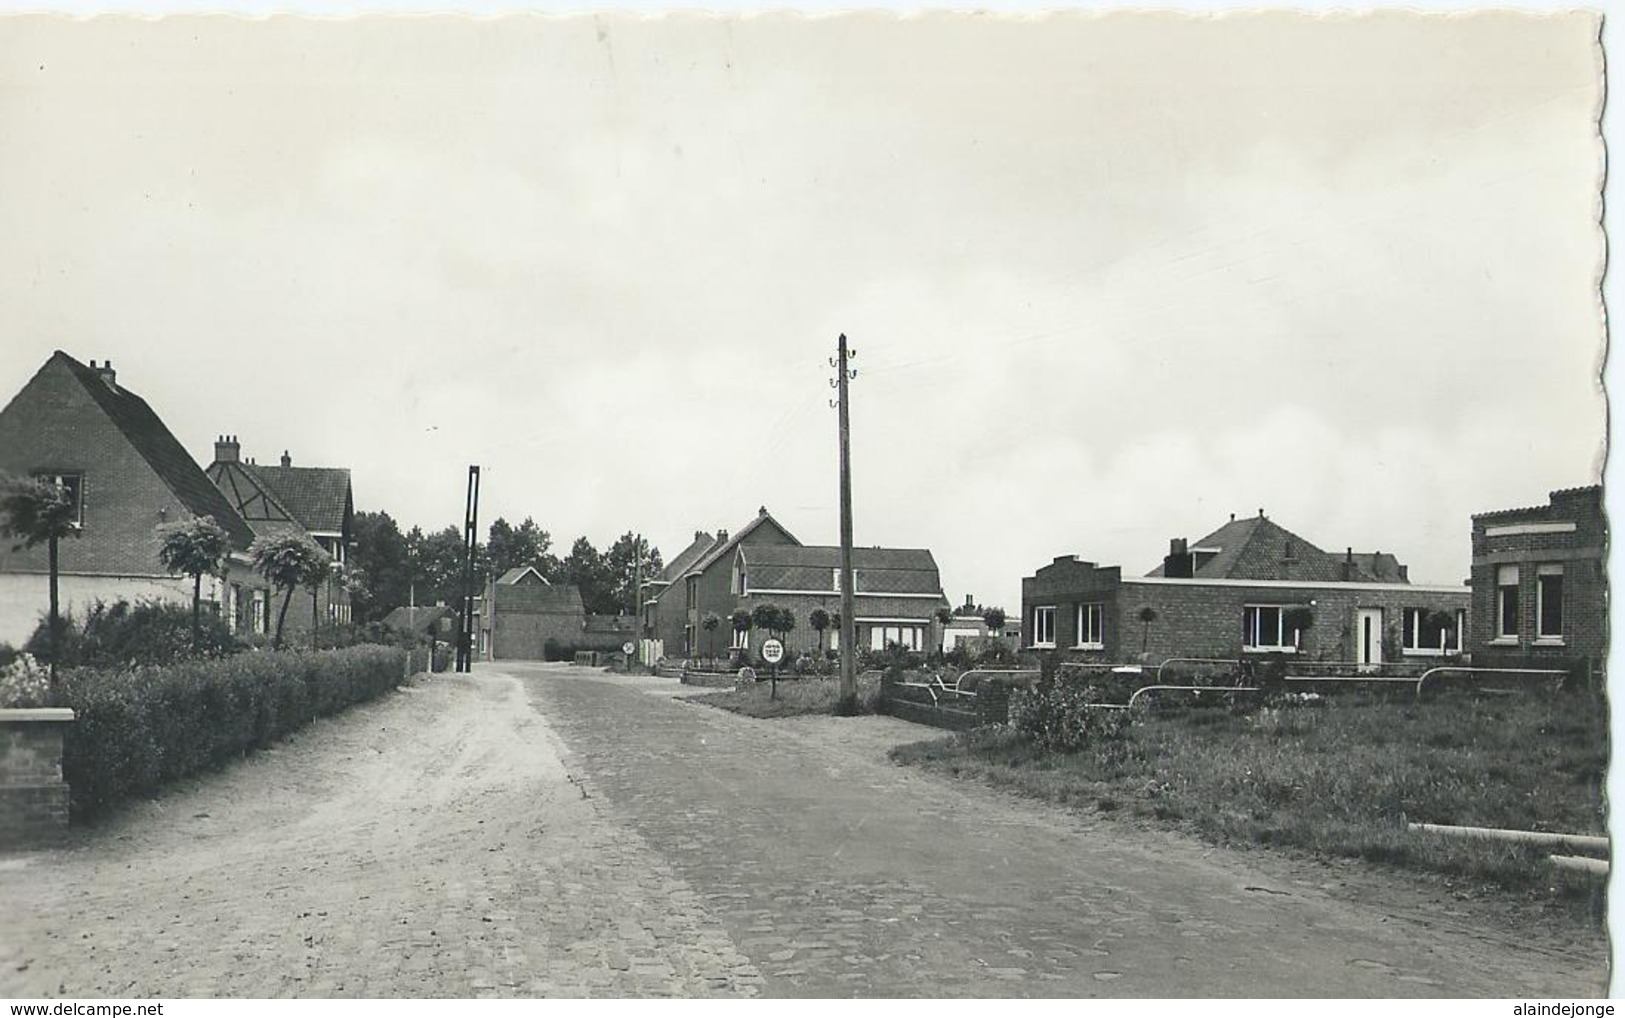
1414;666;1568;697
1153;657;1239;683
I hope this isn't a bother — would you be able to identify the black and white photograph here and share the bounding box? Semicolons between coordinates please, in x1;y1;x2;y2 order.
0;8;1610;1001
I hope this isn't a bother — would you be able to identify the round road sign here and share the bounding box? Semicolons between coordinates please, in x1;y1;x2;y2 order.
761;638;785;664
622;641;636;655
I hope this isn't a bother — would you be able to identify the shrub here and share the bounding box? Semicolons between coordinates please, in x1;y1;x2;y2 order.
59;644;407;818
1009;675;1132;752
26;599;239;670
0;653;54;708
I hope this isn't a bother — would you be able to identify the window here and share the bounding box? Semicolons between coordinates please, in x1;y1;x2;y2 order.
32;472;84;528
869;624;923;651
1403;607;1462;655
253;590;269;635
1032;606;1056;648
731;626;750;650
1075;603;1104;649
1537;565;1564;641
1243;605;1292;651
1496;565;1520;639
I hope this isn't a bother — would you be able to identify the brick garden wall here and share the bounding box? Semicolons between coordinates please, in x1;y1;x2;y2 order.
0;711;73;848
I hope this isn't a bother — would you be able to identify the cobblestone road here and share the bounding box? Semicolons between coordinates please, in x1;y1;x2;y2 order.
1;662;1607;998
1;669;760;998
531;665;1607;998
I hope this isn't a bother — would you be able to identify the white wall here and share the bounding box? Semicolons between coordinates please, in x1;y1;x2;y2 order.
0;574;195;647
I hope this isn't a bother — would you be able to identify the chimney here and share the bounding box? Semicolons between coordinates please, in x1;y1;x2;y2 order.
695;530;708;542
93;359;117;388
280;450;292;468
965;594;975;609
1258;507;1265;518
758;506;768;517
1163;537;1194;578
717;529;728;543
214;434;241;464
1342;547;1355;582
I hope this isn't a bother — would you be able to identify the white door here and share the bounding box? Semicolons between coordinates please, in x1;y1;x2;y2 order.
1355;608;1384;668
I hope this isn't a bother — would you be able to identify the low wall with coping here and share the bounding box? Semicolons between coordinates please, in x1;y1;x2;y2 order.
0;708;74;849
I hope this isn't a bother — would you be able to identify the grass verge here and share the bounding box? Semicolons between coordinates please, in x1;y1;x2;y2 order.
891;692;1607;918
692;673;882;719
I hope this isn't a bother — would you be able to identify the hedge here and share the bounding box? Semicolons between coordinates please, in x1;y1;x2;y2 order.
59;644;409;818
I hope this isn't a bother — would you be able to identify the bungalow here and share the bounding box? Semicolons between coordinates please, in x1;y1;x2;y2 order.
1468;486;1604;683
206;437;355;637
1022;511;1470;668
0;352;269;646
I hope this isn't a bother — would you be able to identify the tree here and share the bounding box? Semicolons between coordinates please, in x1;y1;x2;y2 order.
1284;606;1315;651
155;516;232;651
0;474;82;682
605;532;663;616
487;516;554;579
809;607;831;653
564;537;616;615
251;533;330;650
731;608;753;654
350;511;411;623
1136;606;1159;654
407;525;479;608
935;606;954;626
982;606;1007;636
701;611;722;660
751;603;780;639
304;551;334;650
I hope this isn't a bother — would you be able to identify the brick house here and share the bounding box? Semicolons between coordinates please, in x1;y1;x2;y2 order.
1022;511;1470;668
646;506;949;660
639;530;724;651
0;352;269;647
649;508;801;659
482;566;578;660
1468;486;1605;682
729;543;949;657
206;437;354;638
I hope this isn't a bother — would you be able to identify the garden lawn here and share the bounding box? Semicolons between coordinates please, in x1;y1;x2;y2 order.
692;673;882;719
891;692;1607;908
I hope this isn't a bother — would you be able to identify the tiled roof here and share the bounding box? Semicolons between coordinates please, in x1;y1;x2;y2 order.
381;605;455;633
1348;552;1407;583
51;352;258;551
686;509;800;576
740;545;943;595
244;461;352;534
659;531;720;582
497;566;549;586
1146;515;1352;583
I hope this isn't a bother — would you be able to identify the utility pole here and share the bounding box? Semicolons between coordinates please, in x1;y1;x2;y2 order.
633;532;643;666
457;465;481;673
831;334;858;703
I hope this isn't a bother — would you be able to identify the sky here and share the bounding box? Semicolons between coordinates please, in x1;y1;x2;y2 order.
0;12;1604;612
